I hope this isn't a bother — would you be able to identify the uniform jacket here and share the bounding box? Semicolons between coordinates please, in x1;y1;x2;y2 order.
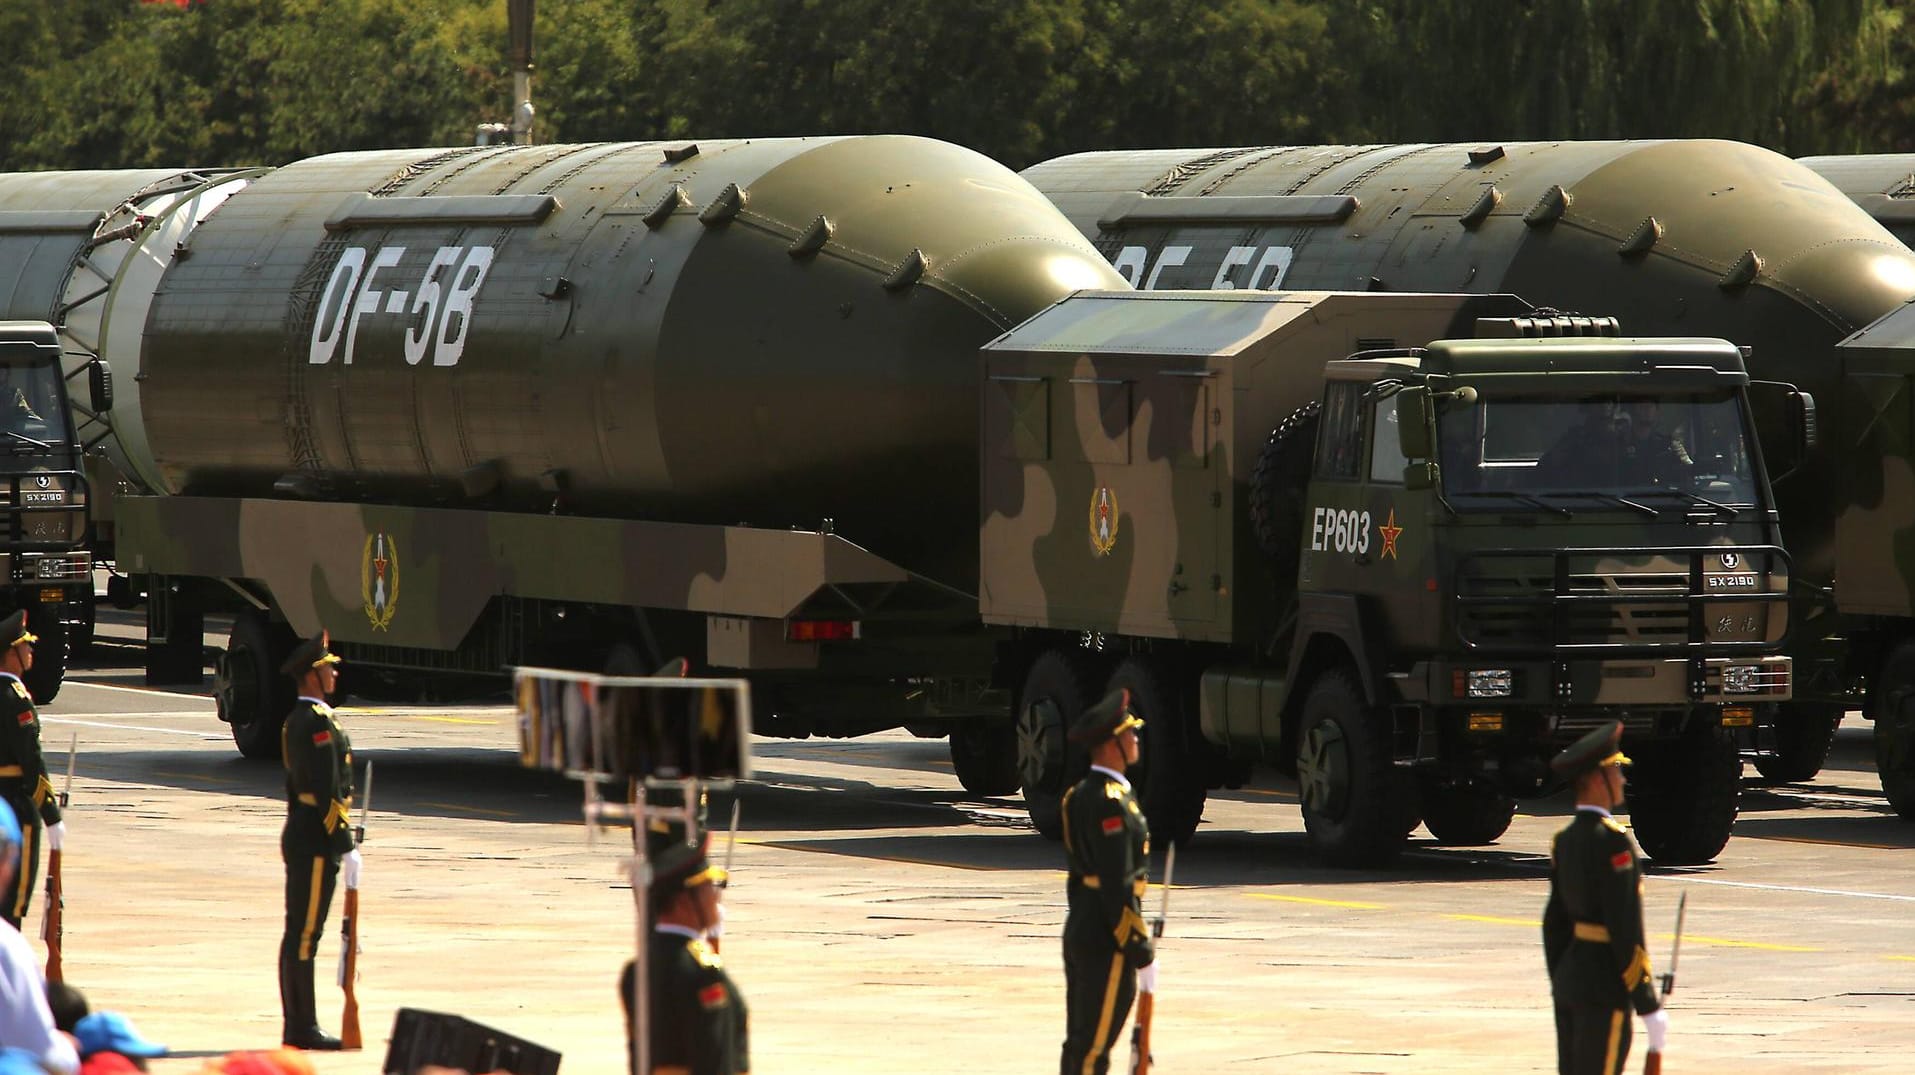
1542;808;1661;1014
650;928;749;1075
1061;767;1153;968
0;673;58;826
281;698;354;857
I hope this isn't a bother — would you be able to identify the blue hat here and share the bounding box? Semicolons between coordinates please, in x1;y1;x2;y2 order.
75;1010;169;1059
0;799;18;851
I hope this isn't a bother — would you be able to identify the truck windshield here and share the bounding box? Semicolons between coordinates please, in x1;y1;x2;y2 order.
1437;393;1760;509
0;360;70;456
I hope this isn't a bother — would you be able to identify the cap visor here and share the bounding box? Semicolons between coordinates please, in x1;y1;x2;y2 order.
14;632;35;645
1602;751;1631;768
1115;714;1145;735
313;652;342;667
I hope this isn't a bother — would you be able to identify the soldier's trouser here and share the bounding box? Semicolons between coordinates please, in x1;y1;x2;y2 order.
1061;940;1135;1075
1;808;41;929
1554;1003;1633;1075
279;849;340;1037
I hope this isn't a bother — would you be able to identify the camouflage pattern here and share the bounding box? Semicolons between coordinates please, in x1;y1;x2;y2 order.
116;494;924;652
983;289;1790;772
1021;141;1915;712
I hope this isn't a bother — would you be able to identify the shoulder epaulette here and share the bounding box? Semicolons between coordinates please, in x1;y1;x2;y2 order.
686;937;724;969
1600;816;1627;834
1104;781;1125;800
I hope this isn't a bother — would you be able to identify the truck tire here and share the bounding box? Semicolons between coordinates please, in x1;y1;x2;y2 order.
1016;650;1099;840
1295;667;1406;867
216;610;297;761
1627;725;1742;865
1753;703;1842;784
1870;639;1915;819
950;721;1020;796
1106;656;1206;847
1248;402;1321;578
21;609;66;705
1417;776;1516;846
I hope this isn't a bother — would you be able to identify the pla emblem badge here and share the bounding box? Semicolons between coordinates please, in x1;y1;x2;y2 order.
1089;486;1119;556
361;532;400;631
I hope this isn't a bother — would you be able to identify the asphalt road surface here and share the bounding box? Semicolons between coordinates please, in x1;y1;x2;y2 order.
27;625;1915;1073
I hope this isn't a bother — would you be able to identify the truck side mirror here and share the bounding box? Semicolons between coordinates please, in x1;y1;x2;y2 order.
88;360;112;414
1791;389;1817;453
1396;385;1433;459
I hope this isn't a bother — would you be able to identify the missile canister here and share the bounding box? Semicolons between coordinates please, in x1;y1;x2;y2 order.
40;137;1127;590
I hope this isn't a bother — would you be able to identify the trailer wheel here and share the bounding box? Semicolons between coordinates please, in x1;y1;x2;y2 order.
216;611;296;761
1417;776;1516;845
21;609;67;705
1105;657;1206;847
1016;650;1099;840
1627;724;1742;865
1248;402;1321;578
950;721;1021;796
1870;640;1915;819
1753;703;1842;784
1295;668;1405;867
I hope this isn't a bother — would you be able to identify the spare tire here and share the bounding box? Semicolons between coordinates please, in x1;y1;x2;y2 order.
1249;402;1321;588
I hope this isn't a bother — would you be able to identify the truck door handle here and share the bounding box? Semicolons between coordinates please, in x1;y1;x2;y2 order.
1168;580;1188;595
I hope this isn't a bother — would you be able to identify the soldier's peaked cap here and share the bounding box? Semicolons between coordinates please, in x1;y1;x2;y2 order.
0;610;34;648
1550;719;1631;778
279;630;342;679
652;833;727;895
1069;688;1145;745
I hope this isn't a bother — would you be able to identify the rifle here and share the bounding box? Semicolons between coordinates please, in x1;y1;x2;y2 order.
339;760;373;1051
1129;844;1176;1075
709;798;740;954
42;732;75;983
1643;891;1686;1075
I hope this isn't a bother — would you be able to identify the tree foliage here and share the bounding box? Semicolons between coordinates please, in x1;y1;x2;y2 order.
0;0;1907;171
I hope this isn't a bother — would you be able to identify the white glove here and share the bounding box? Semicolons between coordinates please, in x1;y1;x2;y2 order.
45;821;64;851
1136;962;1157;994
1642;1007;1669;1052
705;901;727;941
342;848;363;890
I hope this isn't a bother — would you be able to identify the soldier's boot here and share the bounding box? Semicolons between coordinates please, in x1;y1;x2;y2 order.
280;955;342;1050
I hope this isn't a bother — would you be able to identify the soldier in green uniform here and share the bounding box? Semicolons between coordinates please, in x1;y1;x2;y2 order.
620;836;749;1075
0;610;61;928
1058;688;1154;1075
1541;720;1668;1074
276;630;358;1051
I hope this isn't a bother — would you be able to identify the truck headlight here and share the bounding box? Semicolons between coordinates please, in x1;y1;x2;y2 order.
1467;669;1513;698
1724;665;1760;693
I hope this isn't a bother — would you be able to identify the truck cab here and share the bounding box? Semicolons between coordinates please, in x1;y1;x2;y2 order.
0;321;103;702
1290;330;1792;862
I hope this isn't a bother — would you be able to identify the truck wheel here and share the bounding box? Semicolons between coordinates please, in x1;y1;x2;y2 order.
950;721;1020;796
1870;639;1915;819
1627;725;1742;865
1295;668;1405;867
216;611;296;761
1753;703;1842;783
21;609;67;705
1248;402;1321;582
1417;777;1516;845
1017;650;1099;840
1106;657;1206;847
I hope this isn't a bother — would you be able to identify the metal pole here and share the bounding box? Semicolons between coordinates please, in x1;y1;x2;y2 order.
630;779;649;1075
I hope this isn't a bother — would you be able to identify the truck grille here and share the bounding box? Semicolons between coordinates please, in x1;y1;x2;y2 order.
1454;546;1785;655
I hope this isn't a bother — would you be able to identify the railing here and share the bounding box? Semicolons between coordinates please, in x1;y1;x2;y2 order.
1453;544;1789;657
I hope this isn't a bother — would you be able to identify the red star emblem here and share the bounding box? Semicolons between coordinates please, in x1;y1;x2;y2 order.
1378;509;1403;560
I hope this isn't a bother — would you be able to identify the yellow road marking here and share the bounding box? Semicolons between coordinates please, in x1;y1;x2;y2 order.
1675;933;1819;953
412;716;498;725
1446;913;1538;927
417;801;516;817
152;770;240;785
1740;833;1911;852
1882;955;1915;962
1247;893;1387;910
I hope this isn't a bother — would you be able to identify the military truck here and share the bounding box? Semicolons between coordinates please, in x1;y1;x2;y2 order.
0;323;107;702
1023;139;1915;808
980;288;1794;864
0;137;1134;772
